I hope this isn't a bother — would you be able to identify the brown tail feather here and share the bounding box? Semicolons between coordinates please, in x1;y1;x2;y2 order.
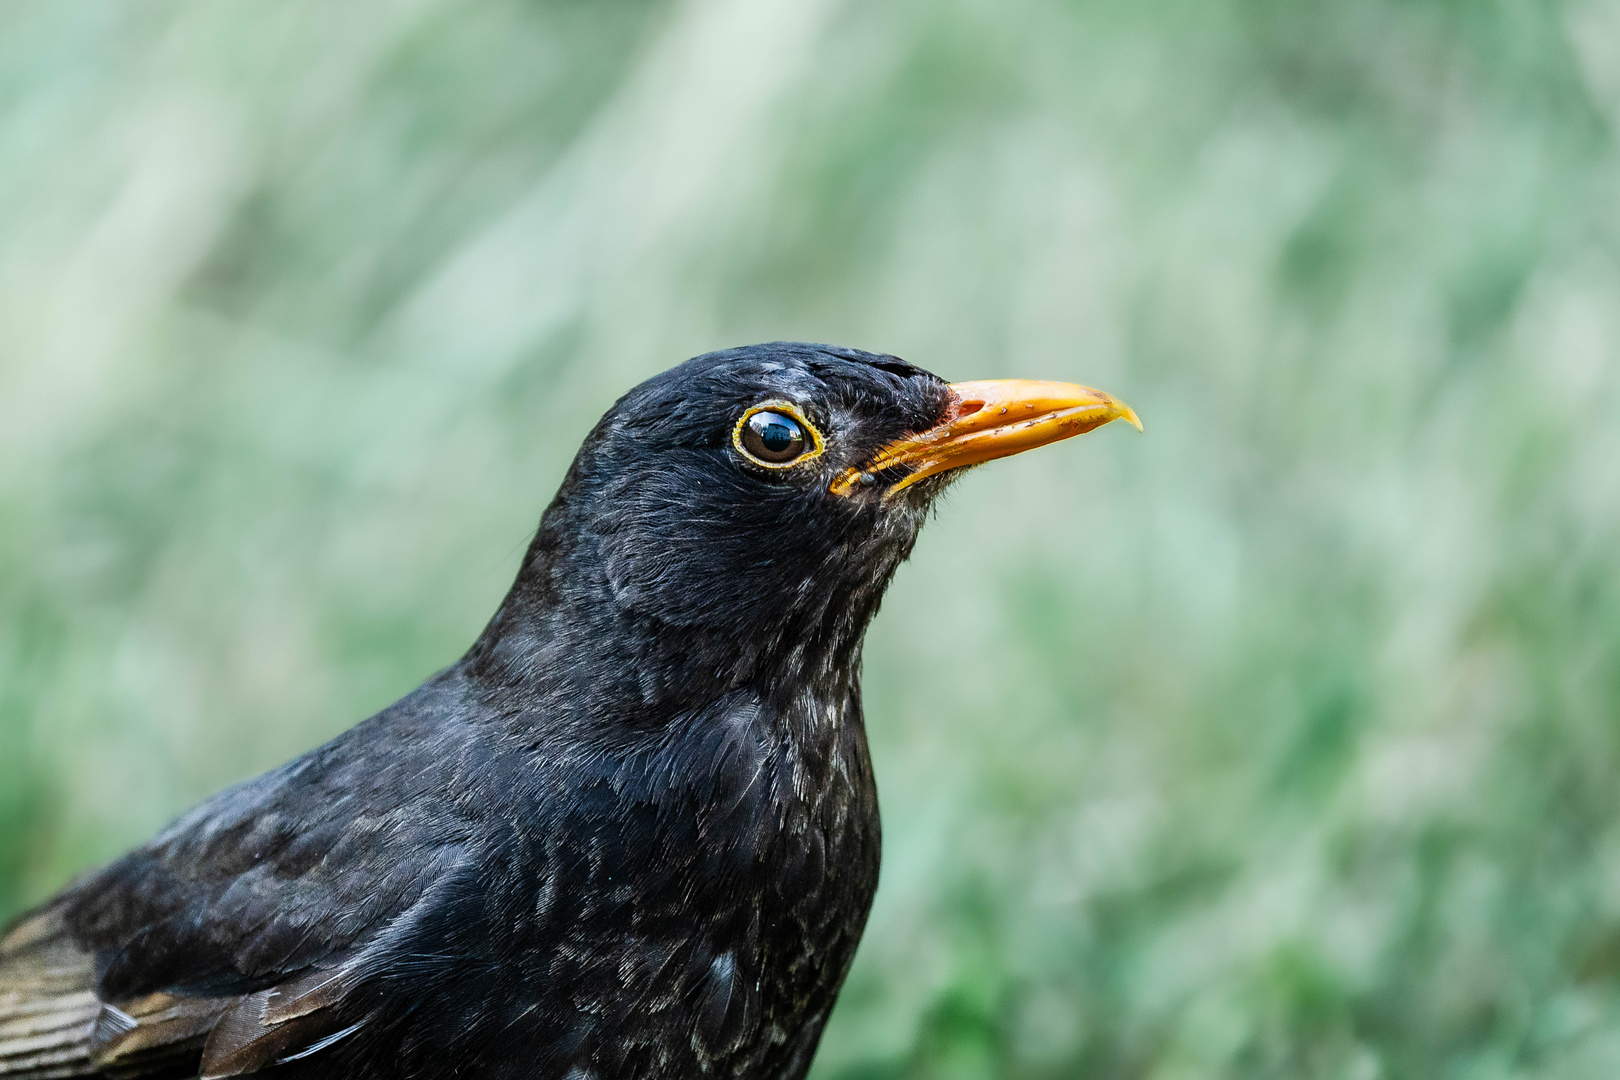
0;909;99;1079
4;909;365;1079
88;993;223;1079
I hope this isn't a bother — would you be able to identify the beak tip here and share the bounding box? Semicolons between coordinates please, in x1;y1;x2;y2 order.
1111;400;1144;433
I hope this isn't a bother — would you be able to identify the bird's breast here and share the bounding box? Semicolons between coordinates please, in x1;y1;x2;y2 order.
501;693;881;1077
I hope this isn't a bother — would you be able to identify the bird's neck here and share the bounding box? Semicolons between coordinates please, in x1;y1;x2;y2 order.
457;525;900;730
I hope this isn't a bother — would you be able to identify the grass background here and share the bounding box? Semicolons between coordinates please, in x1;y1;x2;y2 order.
4;1;1620;1076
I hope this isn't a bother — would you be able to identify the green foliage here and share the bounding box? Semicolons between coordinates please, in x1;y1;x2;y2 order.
3;0;1620;1076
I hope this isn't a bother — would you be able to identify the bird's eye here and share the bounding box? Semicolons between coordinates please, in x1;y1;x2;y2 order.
734;403;822;468
742;411;805;463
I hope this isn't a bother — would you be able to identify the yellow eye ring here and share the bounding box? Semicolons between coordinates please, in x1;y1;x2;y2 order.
732;401;825;469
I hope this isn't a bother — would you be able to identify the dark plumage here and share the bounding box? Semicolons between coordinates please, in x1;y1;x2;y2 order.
0;343;1137;1080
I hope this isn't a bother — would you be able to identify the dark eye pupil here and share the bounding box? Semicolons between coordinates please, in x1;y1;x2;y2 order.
760;421;794;452
742;410;807;464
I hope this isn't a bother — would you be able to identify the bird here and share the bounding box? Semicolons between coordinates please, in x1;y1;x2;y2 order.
0;342;1139;1080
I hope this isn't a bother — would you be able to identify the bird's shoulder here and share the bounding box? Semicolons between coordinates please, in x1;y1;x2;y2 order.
60;673;500;997
0;672;503;1077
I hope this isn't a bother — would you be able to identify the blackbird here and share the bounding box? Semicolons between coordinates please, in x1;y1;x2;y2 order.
0;343;1138;1080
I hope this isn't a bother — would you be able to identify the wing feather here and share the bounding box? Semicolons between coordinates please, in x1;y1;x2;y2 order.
3;682;493;1077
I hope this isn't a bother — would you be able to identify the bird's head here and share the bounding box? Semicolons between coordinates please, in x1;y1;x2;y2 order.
470;343;1139;720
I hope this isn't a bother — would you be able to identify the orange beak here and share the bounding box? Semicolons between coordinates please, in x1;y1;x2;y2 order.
830;379;1141;497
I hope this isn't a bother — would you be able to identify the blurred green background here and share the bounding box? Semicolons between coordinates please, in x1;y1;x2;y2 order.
3;0;1620;1076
